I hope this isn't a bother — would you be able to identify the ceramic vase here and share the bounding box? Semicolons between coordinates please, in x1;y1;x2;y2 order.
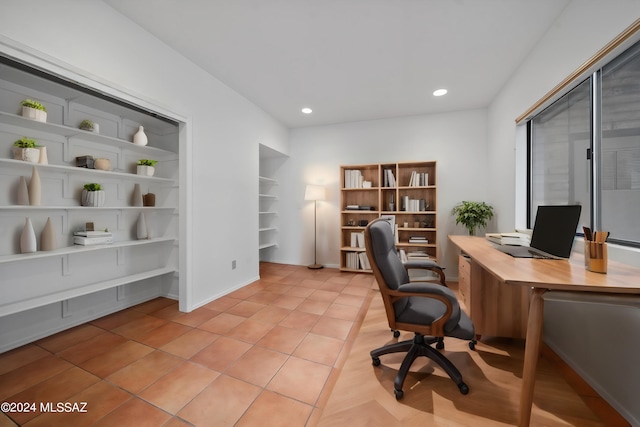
17;176;30;205
133;126;148;146
40;217;56;251
136;212;149;239
143;193;156;207
132;184;143;206
20;217;37;253
94;158;111;171
38;146;48;165
81;190;105;207
28;167;41;206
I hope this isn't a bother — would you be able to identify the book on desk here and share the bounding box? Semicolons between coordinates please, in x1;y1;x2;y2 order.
485;231;531;246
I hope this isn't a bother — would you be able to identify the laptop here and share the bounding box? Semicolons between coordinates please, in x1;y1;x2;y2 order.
495;205;582;259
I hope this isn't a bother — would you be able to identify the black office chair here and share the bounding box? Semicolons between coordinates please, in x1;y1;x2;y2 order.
364;218;476;399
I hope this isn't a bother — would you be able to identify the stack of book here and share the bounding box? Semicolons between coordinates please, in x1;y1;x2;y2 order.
73;230;113;246
485;232;531;246
408;236;429;244
345;252;371;270
383;169;396;187
344;169;364;188
408;171;429;187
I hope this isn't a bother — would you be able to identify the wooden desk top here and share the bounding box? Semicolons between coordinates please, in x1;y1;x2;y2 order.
449;235;640;294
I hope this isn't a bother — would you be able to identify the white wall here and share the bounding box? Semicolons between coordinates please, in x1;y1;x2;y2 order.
488;0;640;232
0;0;289;311
276;109;489;274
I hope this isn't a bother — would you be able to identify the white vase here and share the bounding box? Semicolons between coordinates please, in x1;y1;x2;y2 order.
20;217;37;253
136;165;155;176
136;212;149;239
22;106;47;123
81;190;105;207
28;167;41;206
133;126;148;146
40;217;56;251
132;183;143;206
37;146;48;165
17;176;30;205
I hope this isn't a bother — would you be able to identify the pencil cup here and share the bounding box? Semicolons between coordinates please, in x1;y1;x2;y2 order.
585;241;607;274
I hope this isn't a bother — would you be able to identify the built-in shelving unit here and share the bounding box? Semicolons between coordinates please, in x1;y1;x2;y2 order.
0;57;180;349
340;161;437;272
258;175;279;250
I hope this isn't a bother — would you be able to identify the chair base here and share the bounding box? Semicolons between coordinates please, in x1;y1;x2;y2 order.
371;333;469;398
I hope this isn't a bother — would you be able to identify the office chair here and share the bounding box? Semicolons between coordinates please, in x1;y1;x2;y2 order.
364;218;476;399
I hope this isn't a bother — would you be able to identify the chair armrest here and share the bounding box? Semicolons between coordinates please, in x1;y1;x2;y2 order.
403;260;446;286
392;282;462;331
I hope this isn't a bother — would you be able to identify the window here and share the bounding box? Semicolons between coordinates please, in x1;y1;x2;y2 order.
529;39;640;247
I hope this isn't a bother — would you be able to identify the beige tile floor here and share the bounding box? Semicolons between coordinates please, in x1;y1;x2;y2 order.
0;263;376;426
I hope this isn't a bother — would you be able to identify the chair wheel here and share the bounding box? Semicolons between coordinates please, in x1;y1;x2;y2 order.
469;340;476;351
394;389;404;400
372;356;381;366
393;330;400;338
458;382;469;395
436;339;444;350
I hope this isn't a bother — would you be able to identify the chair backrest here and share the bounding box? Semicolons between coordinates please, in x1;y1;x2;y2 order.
364;219;409;290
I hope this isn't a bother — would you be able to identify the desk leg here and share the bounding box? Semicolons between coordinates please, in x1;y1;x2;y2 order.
518;288;546;427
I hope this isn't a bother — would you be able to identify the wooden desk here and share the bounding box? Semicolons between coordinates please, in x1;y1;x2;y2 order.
449;235;640;427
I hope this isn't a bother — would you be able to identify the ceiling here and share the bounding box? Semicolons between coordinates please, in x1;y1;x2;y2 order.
103;0;569;128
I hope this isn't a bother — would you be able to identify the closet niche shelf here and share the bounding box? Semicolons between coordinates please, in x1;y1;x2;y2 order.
0;56;180;338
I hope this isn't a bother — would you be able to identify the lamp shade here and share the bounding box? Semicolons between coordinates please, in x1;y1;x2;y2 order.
304;185;326;201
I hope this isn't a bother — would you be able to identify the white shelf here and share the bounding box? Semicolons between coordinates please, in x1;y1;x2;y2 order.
0;266;176;317
259;227;277;232
0;205;176;211
0;158;176;184
259;176;278;184
259;211;278;215
0;237;176;264
0;111;178;159
259;243;278;250
258;194;278;199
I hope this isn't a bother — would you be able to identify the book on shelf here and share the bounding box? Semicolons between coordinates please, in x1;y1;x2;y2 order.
344;169;364;189
73;230;113;237
485;231;531;246
406;250;434;260
73;236;114;245
408;171;429;187
358;252;371;270
350;232;365;248
409;236;429;244
345;205;374;210
383;169;396;188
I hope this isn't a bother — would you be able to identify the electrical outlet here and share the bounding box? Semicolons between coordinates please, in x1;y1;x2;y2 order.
232;260;236;270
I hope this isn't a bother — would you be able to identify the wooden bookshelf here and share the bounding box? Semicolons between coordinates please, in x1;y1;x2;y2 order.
340;161;437;272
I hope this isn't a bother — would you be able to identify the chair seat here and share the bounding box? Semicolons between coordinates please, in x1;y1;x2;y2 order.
396;296;475;341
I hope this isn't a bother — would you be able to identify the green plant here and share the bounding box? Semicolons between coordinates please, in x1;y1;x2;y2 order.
13;137;37;148
21;99;46;112
137;159;157;166
83;183;102;192
79;119;95;130
452;201;494;236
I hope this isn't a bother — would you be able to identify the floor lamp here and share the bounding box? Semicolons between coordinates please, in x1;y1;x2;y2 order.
305;184;326;269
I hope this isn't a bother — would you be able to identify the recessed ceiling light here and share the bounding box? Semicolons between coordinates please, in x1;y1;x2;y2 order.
301;107;313;114
433;89;448;97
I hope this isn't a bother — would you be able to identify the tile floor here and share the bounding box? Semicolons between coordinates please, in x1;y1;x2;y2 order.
0;263;376;427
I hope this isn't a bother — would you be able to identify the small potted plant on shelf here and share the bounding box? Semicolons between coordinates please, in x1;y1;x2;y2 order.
20;99;47;122
136;159;157;177
12;137;40;162
81;183;105;207
79;119;99;133
452;200;494;236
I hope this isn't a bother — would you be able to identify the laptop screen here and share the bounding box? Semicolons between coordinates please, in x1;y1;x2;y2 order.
530;205;582;258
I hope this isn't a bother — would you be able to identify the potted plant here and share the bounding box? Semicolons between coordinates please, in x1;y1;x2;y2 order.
452;201;494;236
79;119;99;133
81;183;105;207
13;137;40;162
21;99;47;122
137;159;157;177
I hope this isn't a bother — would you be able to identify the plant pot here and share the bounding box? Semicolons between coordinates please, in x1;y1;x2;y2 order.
22;106;47;123
137;165;155;176
13;147;40;163
81;190;105;207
